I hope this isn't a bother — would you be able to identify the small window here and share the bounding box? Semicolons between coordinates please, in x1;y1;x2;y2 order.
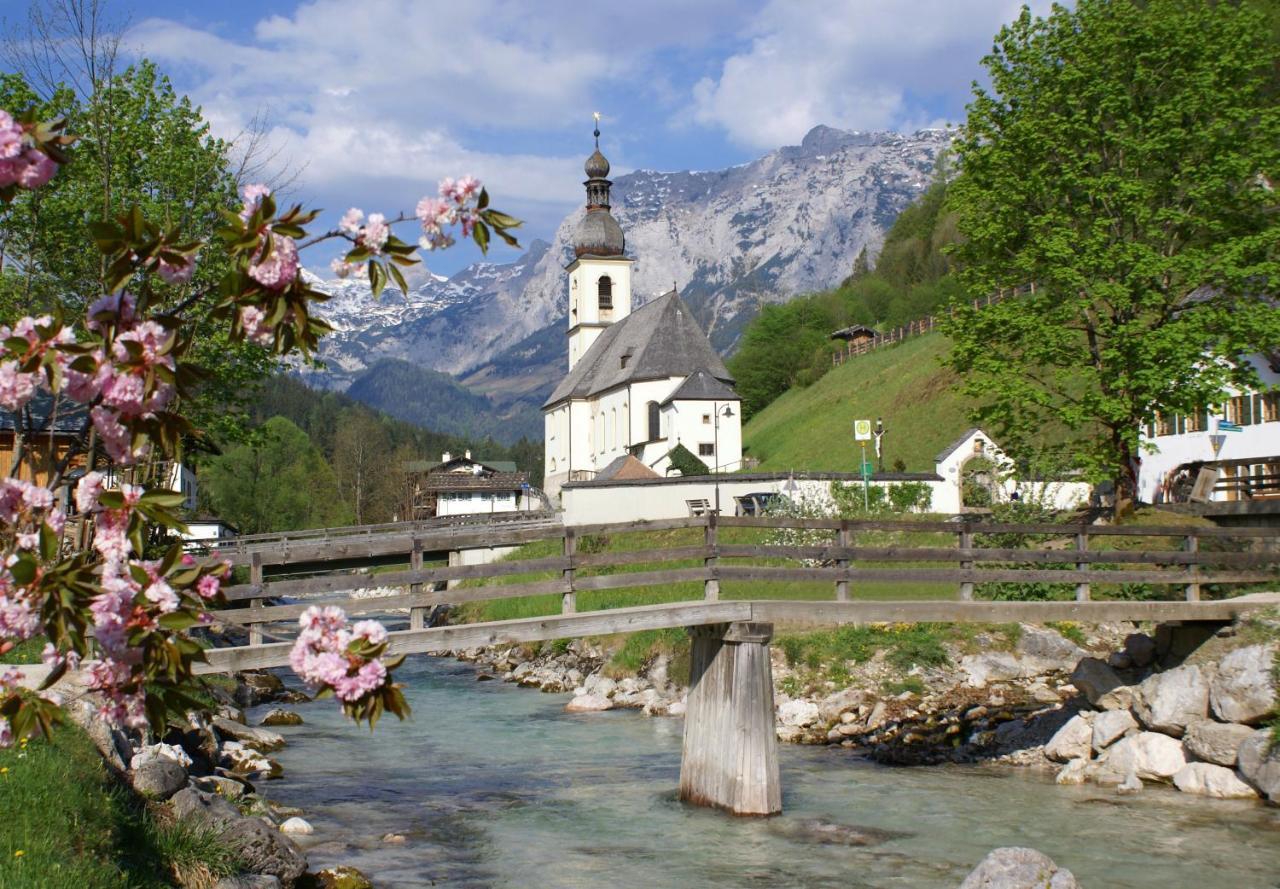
647;401;660;441
702;414;711;424
598;275;613;311
698;443;715;456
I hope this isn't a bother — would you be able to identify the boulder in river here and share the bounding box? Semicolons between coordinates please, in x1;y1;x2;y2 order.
280;816;314;835
131;759;188;800
1172;763;1258;799
1209;645;1277;726
1070;657;1129;708
1044;714;1093;763
1091;732;1186;784
234;671;286;707
1182;719;1254;767
260;709;304;727
957;846;1079;888
1132;664;1208;736
309;865;374;889
1091;710;1137;752
215;717;287;752
1236;729;1280;802
777;699;820;728
565;693;612;713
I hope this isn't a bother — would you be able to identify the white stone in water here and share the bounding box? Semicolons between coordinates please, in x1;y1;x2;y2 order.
1172;763;1258;799
279;816;314;835
958;847;1080;889
131;742;192;770
777;699;820;728
1091;709;1137;752
1045;714;1093;763
565;693;612;713
1182;719;1255;767
1093;732;1186;784
1134;664;1209;736
1055;758;1089;786
1237;729;1280;802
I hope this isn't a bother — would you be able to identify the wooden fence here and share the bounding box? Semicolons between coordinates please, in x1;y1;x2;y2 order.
211;515;1280;646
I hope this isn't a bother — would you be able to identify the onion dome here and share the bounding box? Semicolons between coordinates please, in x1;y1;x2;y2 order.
585;148;610;179
573;116;625;258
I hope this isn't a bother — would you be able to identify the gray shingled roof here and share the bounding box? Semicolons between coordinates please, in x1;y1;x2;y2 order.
0;392;88;435
660;369;739;405
935;428;985;464
544;290;734;408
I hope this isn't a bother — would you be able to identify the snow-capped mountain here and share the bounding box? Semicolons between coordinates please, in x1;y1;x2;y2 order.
302;125;951;428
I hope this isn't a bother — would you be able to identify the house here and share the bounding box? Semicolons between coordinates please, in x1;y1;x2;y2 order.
181;517;238;551
542;127;743;499
830;324;877;348
405;451;533;518
1138;353;1280;505
0;392;86;488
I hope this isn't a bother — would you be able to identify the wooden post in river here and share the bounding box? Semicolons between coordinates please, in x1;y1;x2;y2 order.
679;621;781;816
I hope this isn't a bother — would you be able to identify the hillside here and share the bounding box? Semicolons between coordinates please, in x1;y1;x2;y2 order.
742;333;972;473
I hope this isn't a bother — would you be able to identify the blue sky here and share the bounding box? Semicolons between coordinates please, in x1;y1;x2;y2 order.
12;0;1048;276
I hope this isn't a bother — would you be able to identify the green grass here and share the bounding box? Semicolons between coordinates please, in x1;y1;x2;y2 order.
0;639;45;665
742;333;968;473
0;725;239;888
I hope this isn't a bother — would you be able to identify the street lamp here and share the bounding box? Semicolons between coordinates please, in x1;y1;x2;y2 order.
713;402;735;515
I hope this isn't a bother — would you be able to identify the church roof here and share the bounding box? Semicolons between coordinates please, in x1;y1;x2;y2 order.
661;368;740;405
544;290;735;408
594;454;661;481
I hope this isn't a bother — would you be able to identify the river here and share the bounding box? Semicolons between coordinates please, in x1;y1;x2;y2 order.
258;656;1280;888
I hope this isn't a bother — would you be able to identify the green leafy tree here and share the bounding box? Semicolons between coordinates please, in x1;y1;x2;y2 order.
945;0;1280;511
201;417;352;533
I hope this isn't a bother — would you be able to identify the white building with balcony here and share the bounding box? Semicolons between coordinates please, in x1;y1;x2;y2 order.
1138;353;1280;504
542;128;742;500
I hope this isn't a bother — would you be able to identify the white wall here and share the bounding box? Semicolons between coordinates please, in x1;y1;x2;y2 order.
436;490;523;517
568;256;633;370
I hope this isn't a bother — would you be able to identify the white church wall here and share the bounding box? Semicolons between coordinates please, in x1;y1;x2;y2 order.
663;399;743;473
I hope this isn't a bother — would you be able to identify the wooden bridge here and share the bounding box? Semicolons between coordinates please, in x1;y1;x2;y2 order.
199;514;1280;815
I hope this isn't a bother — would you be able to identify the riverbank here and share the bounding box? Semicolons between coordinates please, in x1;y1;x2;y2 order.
449;610;1280;804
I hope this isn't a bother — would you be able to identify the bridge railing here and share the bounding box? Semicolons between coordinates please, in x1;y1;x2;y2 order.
208;515;1280;648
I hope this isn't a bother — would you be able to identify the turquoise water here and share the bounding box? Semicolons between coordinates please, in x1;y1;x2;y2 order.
257;658;1280;888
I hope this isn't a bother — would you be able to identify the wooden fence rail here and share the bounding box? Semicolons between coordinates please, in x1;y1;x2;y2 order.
207;516;1280;644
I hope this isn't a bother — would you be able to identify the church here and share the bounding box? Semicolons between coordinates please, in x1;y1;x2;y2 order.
542;127;742;499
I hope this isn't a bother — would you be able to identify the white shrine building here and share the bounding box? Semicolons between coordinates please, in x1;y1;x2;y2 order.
542;128;742;500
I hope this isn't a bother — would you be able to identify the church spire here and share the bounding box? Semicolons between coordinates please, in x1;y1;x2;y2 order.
574;114;625;258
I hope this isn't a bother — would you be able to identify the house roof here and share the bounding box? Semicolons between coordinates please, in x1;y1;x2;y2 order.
543;289;734;408
417;471;528;492
935;428;991;465
594;454;661;481
660;369;740;405
830;324;877;341
0;392;88;435
404;458;518;474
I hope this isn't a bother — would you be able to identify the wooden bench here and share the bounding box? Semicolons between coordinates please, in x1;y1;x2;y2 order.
686;499;712;516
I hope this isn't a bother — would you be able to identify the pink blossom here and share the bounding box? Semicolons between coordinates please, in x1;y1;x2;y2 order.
0;361;40;410
0;717;11;748
0;594;39;641
248;233;299;291
415;196;455;228
100;371;147;416
0;668;23;691
15;532;38;550
17;148;56;189
333;659;386;702
0;110;22;160
441;175;481;204
239;305;273;346
86;293;138;333
91;405;143;465
45;508;65;535
240;183;271;220
351;619;387;646
419;229;455;252
181;554;196;567
75;471;105;512
362;213;389;252
196;574;220;600
144;578;179;613
330;258;366;279
157;254;195;285
339;207;364;236
0;157;20;189
21;484;51;512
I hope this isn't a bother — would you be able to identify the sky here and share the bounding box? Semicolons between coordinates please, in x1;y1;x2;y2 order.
9;0;1050;276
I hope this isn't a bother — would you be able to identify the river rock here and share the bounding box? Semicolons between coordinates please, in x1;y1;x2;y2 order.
957;846;1080;889
565;693;612;713
259;709;304;727
582;673;616;698
778;699;820;728
1133;664;1207;736
310;865;374;889
194;774;249;801
818;688;865;723
1091;710;1137;752
1237;729;1280;801
132;759;188;800
961;652;1025;687
1017;626;1087;665
1091;732;1186;784
1055;758;1089;785
131;741;193;770
1182;719;1254;767
1209;645;1277;725
234;671;286;707
213;877;281;889
1172;763;1258;799
221;741;284;779
214;717;287;752
1124;633;1156;668
279;817;313;835
220;816;308;887
171;787;242;829
1045;714;1093;763
1070;657;1130;708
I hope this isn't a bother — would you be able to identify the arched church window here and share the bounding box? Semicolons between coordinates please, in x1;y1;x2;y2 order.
598;275;613;311
647;401;660;441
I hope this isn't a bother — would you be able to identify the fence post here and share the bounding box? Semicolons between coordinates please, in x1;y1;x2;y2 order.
249;552;263;646
409;537;426;630
958;527;974;601
562;527;577;613
704;513;720;601
1075;531;1090;602
1185;533;1200;602
835;520;850;602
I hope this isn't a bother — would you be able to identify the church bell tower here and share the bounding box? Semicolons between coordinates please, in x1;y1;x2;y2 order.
567;115;634;371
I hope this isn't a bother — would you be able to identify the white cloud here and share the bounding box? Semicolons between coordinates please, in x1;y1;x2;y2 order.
690;0;1052;148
